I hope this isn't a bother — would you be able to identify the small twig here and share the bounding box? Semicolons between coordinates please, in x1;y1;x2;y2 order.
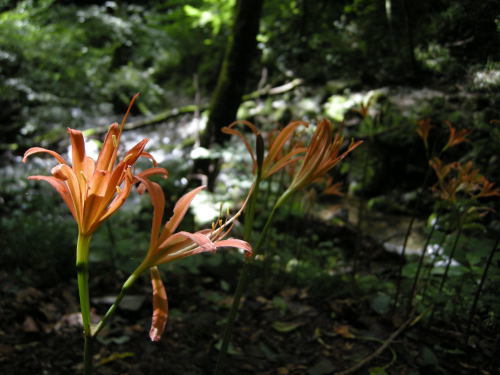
335;313;422;375
88;79;304;137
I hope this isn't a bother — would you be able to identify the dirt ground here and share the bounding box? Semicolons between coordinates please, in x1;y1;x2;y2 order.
0;254;496;375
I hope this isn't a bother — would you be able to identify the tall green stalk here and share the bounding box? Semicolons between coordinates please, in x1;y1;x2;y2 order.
92;273;139;337
438;213;463;294
420;231;448;301
76;233;93;375
390;129;440;313
215;184;292;375
392;216;415;312
406;218;438;315
429;212;463;323
465;237;499;344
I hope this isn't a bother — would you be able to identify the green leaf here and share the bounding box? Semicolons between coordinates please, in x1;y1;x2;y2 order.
272;321;303;333
214;340;240;355
370;293;391;315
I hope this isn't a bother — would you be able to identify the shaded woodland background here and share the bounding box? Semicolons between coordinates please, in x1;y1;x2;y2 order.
0;0;499;374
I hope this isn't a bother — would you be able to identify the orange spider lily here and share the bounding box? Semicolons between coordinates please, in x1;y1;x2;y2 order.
221;120;308;179
133;178;252;340
416;119;432;148
473;177;500;198
430;158;500;202
429;157;457;182
287;119;362;193
443;121;470;150
322;176;344;196
23;94;168;236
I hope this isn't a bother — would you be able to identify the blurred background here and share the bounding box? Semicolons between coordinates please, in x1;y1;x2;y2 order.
0;0;499;374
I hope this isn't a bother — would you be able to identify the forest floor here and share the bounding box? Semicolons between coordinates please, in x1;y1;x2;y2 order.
0;219;495;375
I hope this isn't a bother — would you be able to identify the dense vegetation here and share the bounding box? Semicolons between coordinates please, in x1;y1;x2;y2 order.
0;0;499;374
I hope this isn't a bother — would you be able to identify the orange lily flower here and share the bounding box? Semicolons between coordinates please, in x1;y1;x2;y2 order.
133;178;252;340
429;157;457;182
221;120;308;179
287;119;362;194
430;158;500;202
443;121;470;150
322;176;344;196
416;119;432;148
23;94;168;236
473;177;500;198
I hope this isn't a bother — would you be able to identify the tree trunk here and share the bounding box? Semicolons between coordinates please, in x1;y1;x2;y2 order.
195;0;264;189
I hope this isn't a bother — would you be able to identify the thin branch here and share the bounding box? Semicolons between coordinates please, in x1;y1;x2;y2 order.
335;313;423;375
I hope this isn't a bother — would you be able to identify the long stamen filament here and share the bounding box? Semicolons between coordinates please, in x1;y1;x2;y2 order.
80;170;89;184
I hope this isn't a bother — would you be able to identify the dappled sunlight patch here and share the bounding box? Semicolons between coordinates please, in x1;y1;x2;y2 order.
471;68;500;90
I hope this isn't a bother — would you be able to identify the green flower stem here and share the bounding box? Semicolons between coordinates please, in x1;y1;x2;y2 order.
438;213;463;293
76;233;92;375
430;211;463;323
406;217;438;314
92;272;140;337
465;237;499;344
215;183;292;375
392;161;434;312
243;176;262;241
420;231;447;301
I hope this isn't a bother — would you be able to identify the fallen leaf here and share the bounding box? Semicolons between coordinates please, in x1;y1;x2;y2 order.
96;352;134;366
22;316;39;332
334;324;355;339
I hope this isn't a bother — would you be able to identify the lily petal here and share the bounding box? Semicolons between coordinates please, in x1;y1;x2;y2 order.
94;168;134;229
67;128;86;173
266;121;308;165
51;164;83;223
222;120;261;168
135;176;166;252
214;238;253;255
149;266;168;342
175;231;218;252
28;175;77;220
140;151;158;167
23;147;67;165
159;186;205;244
95;123;120;172
136;167;169;180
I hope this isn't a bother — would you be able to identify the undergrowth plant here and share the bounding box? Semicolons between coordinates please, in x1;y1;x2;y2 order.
397;120;500;330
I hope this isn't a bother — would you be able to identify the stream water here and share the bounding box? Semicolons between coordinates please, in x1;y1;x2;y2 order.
318;198;428;256
10;84;481;263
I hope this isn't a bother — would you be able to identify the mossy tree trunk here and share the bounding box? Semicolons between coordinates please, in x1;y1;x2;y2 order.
195;0;264;189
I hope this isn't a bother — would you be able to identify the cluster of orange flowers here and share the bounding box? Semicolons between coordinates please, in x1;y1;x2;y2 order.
416;119;499;203
429;158;500;203
24;95;361;342
223;118;362;198
23;95;252;341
